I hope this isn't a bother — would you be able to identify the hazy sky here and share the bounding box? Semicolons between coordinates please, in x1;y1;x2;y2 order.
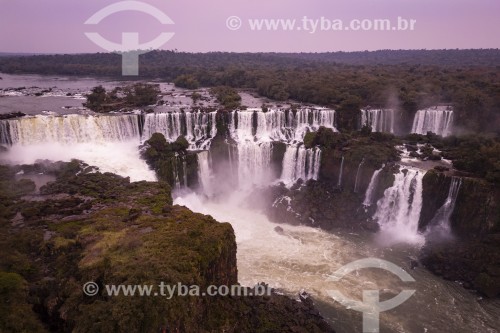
0;0;499;53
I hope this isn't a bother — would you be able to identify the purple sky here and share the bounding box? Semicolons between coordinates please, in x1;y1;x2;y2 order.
0;0;499;53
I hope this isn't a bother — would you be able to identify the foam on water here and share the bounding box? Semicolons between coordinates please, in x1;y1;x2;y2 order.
1;141;155;182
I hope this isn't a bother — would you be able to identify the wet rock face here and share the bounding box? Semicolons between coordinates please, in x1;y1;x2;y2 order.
264;180;378;232
0;111;25;120
419;170;452;231
421;234;500;298
140;132;199;188
452;178;500;237
420;170;500;236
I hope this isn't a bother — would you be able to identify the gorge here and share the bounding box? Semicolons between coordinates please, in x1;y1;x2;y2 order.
0;72;499;333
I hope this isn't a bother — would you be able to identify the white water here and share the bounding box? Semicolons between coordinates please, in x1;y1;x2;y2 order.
174;192;500;333
197;150;214;197
373;167;426;245
360;109;395;133
0;114;140;145
236;141;273;188
337;156;344;187
1;109;496;333
427;177;462;235
0;114;154;182
411;106;454;137
281;145;321;185
353;158;365;193
0;141;155;182
363;165;385;206
142;111;217;149
227;108;334;187
229;108;337;143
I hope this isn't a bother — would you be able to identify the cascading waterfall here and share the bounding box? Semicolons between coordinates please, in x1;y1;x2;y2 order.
0;110;332;189
0;114;141;145
281;145;321;185
173;155;181;189
229;108;335;186
172;154;188;190
411;106;454;137
427;177;461;233
373;167;426;245
237;141;273;188
353;158;365;193
182;160;187;188
0;120;13;145
230;108;337;143
197;150;214;197
337;156;344;187
363;165;384;206
0;114;155;182
142;111;217;149
360;109;395;133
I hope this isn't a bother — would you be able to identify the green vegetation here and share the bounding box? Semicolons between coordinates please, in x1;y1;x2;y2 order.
141;133;198;188
1;50;499;132
305;127;401;170
174;74;199;89
404;133;500;184
210;86;242;109
83;83;160;112
0;161;333;332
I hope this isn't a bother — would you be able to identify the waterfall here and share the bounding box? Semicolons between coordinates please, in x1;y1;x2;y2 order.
411;106;453;137
337;156;344;187
230;108;337;143
363;165;385;206
281;145;321;185
0;114;141;145
197;151;214;196
227;108;334;187
182;159;188;188
428;177;462;233
0;120;13;145
236;141;272;188
142;111;217;149
173;155;181;190
373;167;426;245
360;109;395;133
353;158;365;193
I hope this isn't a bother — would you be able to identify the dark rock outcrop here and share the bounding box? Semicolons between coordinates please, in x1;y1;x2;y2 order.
0;111;25;120
421;234;500;298
140;133;199;188
0;161;335;332
264;180;378;232
419;170;452;231
419;172;500;298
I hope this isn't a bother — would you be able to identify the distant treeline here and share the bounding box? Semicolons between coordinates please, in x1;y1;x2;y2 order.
0;49;499;132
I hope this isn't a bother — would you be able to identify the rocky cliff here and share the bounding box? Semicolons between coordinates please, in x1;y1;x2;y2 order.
0;161;334;332
262;129;400;232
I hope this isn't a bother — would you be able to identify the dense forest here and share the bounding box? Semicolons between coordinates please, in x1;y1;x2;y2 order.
0;49;499;133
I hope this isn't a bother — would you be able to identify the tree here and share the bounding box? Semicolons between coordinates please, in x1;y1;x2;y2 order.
174;74;199;89
83;85;108;112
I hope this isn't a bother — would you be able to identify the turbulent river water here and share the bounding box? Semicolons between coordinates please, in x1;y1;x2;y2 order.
174;191;500;333
1;74;499;333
